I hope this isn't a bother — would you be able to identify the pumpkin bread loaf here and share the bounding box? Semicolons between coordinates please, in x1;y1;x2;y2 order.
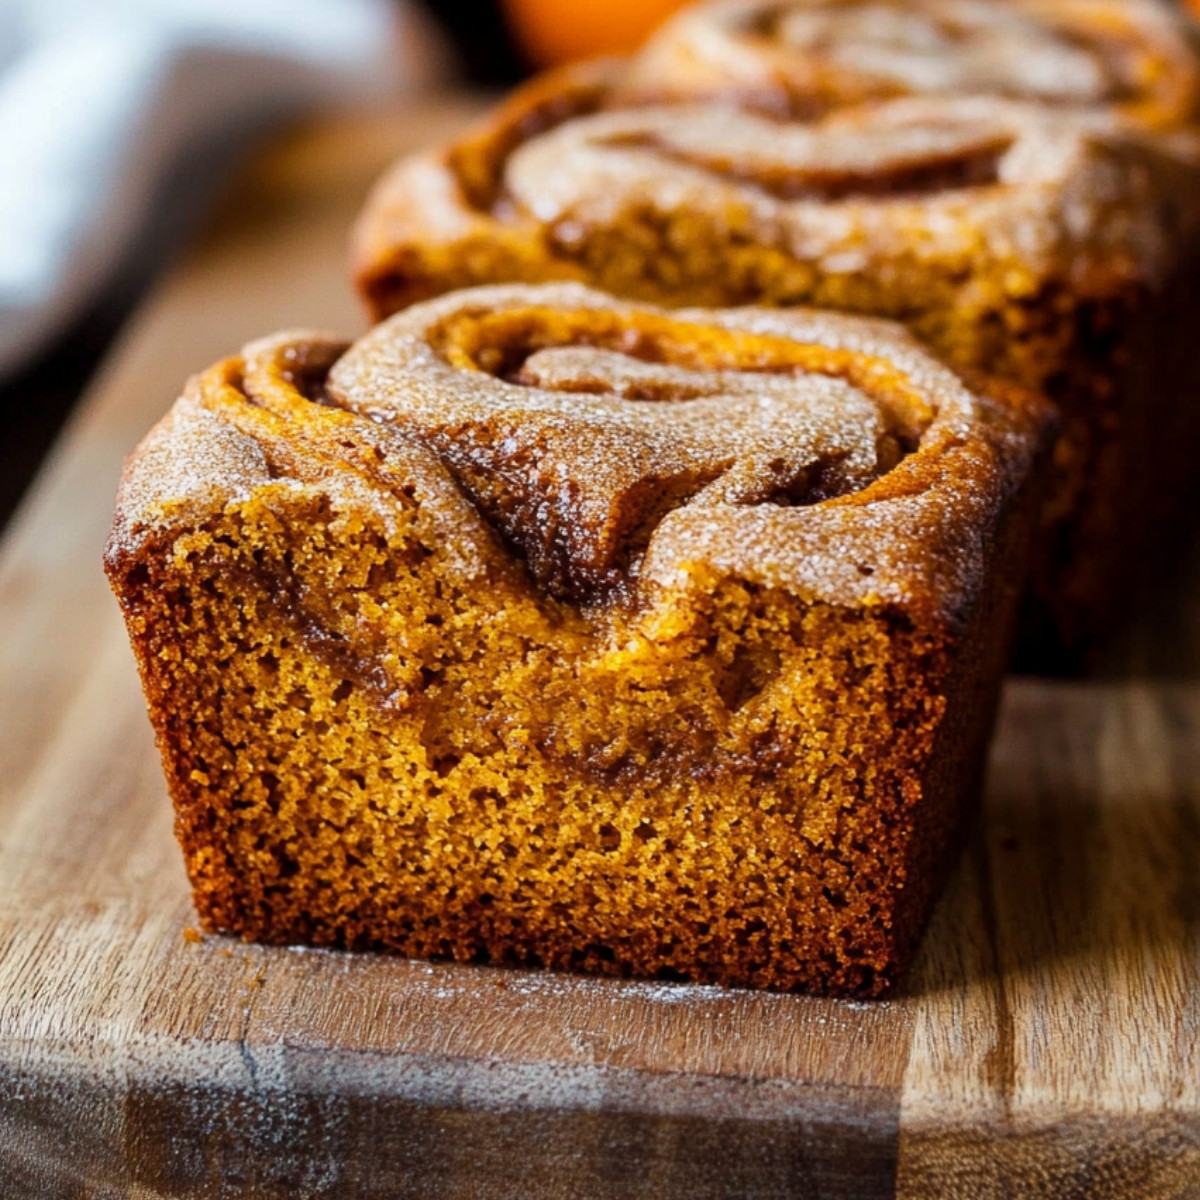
352;64;1200;665
106;284;1053;996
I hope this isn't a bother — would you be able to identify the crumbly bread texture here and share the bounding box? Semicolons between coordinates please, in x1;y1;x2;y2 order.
622;0;1200;127
351;67;1200;665
106;285;1053;996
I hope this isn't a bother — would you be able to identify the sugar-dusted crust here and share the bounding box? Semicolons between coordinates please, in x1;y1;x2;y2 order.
329;284;1051;618
622;0;1200;127
106;286;1052;996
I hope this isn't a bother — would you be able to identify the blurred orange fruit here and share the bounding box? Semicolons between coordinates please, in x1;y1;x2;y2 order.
502;0;692;65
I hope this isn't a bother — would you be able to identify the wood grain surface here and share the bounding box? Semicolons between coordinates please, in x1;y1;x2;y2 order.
1;101;1198;1200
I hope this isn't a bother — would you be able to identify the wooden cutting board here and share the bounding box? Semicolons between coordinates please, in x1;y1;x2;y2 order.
2;101;1198;1200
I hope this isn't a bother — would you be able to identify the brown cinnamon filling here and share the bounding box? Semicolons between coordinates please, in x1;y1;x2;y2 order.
605;130;1009;200
448;76;612;211
417;306;932;598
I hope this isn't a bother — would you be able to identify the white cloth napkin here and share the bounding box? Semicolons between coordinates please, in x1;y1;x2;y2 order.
0;0;443;377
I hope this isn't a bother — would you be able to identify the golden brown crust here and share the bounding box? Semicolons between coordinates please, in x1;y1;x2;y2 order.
621;0;1200;128
105;287;1052;996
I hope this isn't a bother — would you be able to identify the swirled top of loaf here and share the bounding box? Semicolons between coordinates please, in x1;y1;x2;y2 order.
330;285;1051;612
353;62;1200;320
623;0;1200;127
109;285;1053;623
499;95;1169;266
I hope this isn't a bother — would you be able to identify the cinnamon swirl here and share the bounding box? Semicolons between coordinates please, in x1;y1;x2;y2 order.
622;0;1200;128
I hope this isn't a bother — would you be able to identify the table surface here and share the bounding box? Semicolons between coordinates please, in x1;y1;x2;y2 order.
1;100;1199;1200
